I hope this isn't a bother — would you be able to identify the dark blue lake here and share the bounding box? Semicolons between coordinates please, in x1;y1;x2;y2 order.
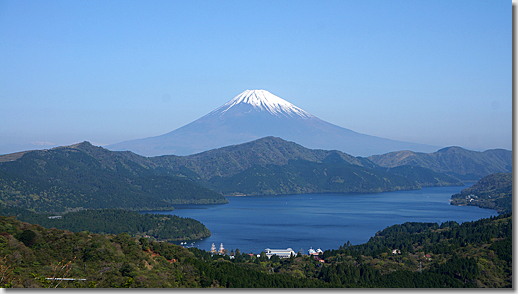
151;185;497;255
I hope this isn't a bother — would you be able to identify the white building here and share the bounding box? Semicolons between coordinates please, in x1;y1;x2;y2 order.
264;248;295;259
308;247;323;255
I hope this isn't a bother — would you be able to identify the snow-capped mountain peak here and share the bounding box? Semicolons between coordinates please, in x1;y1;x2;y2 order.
108;89;440;157
213;90;313;118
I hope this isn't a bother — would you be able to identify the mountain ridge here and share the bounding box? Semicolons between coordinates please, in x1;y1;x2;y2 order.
368;147;512;181
0;143;228;213
150;136;377;180
0;137;510;205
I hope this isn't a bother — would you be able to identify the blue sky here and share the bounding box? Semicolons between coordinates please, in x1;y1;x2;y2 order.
0;0;512;154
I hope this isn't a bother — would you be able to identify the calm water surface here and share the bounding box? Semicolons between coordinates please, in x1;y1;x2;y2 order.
151;185;497;254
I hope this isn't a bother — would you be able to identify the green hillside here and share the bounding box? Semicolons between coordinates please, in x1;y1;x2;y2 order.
0;143;227;213
313;213;512;288
150;136;377;180
0;205;210;242
207;155;420;196
450;173;512;213
0;215;329;288
380;165;464;187
151;138;508;193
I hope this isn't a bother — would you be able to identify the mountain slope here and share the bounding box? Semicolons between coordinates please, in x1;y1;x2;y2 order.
0;138;426;203
108;89;440;157
150;136;377;180
1;137;510;204
0;142;228;213
207;156;420;196
368;147;512;181
151;137;503;193
379;165;464;187
147;137;421;196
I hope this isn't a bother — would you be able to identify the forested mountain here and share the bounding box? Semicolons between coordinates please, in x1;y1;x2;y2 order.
148;137;465;195
0;206;210;242
315;213;512;288
0;142;227;213
149;136;378;180
206;155;420;196
0;212;511;288
376;165;463;187
450;173;512;213
149;137;510;194
0;137;510;211
368;147;512;181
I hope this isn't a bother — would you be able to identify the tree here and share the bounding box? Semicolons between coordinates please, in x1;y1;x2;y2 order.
139;237;149;251
270;255;280;263
0;236;7;249
16;230;36;247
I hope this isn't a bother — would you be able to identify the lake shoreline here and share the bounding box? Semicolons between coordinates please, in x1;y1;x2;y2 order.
150;185;498;254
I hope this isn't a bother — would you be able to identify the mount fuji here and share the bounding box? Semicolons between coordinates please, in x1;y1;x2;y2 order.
107;90;440;157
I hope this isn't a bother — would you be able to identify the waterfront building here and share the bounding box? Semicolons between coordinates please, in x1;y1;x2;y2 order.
264;248;295;259
308;247;323;255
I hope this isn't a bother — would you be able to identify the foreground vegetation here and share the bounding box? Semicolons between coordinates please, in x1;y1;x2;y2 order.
0;212;511;288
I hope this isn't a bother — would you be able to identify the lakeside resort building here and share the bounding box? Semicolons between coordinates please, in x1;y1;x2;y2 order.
264;248;296;259
308;248;323;255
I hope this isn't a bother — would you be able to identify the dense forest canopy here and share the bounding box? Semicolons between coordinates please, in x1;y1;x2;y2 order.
0;205;210;242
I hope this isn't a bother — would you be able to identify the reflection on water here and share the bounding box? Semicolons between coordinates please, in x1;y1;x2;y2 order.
149;185;497;254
